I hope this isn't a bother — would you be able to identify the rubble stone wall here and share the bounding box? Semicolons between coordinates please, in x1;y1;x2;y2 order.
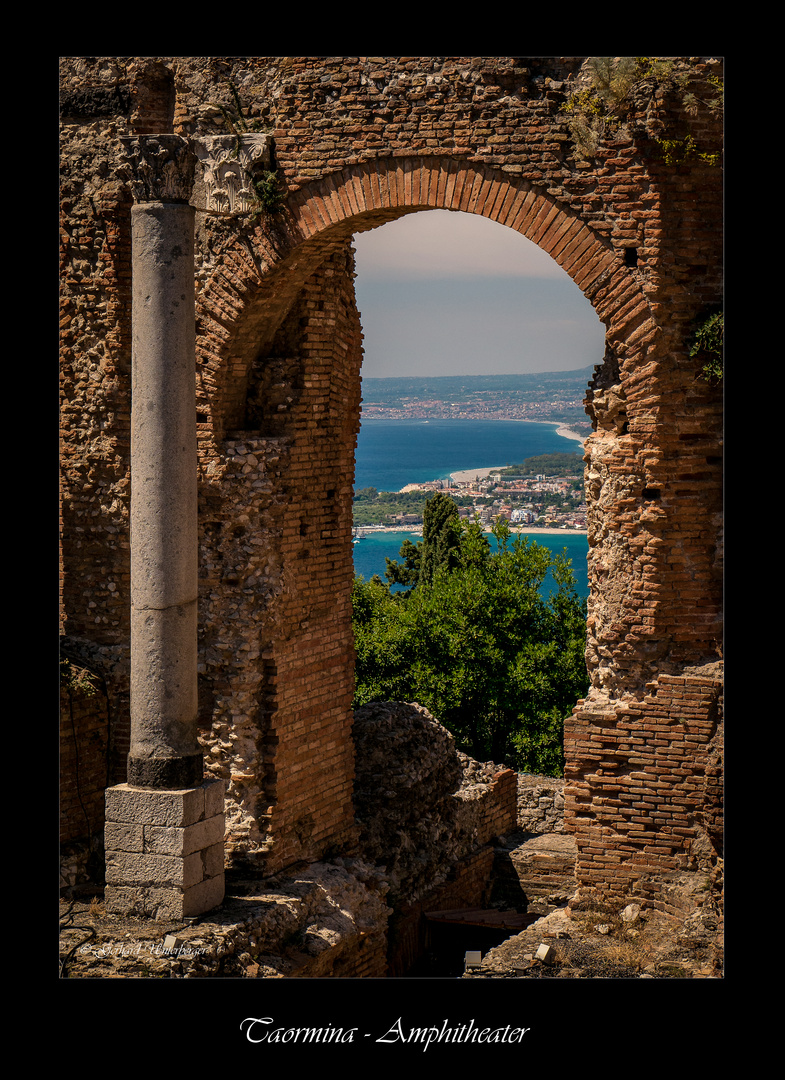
60;57;723;896
517;774;565;834
352;703;518;906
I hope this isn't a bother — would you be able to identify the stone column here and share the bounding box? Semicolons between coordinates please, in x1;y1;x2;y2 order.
125;139;201;789
105;136;224;920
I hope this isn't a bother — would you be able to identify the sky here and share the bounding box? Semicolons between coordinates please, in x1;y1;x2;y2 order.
352;209;606;379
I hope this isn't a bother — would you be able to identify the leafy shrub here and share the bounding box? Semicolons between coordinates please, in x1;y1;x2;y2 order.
353;517;588;775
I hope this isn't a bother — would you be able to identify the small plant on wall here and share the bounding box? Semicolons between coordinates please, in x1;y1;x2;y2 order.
60;657;98;697
561;56;723;164
689;310;723;383
250;170;286;220
561;56;640;157
208;81;287;219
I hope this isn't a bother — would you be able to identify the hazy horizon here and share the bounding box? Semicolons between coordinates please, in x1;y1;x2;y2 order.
360;365;595;382
353;210;606;380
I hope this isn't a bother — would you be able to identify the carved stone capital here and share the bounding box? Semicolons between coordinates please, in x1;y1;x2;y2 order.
192;133;273;214
119;135;195;204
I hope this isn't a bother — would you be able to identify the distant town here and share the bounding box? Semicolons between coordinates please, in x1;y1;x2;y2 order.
355;368;595;532
360;367;595;434
354;453;587;533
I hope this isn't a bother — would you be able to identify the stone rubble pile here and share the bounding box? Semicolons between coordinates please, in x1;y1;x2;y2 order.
462;885;724;979
352;701;505;904
60;857;391;979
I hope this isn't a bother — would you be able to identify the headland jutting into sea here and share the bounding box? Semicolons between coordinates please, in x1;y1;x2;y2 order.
356;421;587;540
352;418;590;594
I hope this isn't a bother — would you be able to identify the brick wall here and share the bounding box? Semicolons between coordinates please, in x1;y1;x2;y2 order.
565;669;723;908
195;248;363;871
476;769;519;845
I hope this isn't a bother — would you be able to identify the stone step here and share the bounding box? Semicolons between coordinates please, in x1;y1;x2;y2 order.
491;831;577;910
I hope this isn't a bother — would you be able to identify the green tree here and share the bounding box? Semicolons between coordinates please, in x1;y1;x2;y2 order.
384;537;421;593
353;518;588;775
689;309;723;383
384;491;464;592
420;491;462;584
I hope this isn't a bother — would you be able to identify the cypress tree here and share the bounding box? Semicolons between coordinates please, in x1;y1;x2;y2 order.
420;492;462;585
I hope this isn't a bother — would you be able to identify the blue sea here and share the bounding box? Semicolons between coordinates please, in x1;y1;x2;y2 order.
353;419;589;598
354;418;580;493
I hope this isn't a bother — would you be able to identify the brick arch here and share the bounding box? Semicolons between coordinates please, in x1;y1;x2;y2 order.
291;156;650;340
195;157;668;693
196;156;657;437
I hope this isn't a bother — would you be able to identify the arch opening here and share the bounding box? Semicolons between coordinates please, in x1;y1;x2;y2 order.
195;157;649;444
348;206;604;775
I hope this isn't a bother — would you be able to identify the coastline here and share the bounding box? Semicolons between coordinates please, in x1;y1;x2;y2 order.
355;524;587;538
552;422;586;444
446;423;584;486
357;420;588;535
449;421;587;486
361;415;587;446
515;419;586;443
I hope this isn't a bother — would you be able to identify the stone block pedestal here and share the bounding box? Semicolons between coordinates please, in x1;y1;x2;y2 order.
104;778;225;920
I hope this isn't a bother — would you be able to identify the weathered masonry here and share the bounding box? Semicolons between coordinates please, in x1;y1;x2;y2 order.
60;57;723;916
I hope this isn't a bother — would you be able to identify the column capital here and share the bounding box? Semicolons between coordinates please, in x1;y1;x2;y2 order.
119;134;195;204
192;133;273;215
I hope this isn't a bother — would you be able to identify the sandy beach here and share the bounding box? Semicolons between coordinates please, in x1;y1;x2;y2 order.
364;420;588;537
552;423;586;444
446;423;585;486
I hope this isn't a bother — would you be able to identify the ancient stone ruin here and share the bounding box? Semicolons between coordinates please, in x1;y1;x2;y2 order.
59;57;723;973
